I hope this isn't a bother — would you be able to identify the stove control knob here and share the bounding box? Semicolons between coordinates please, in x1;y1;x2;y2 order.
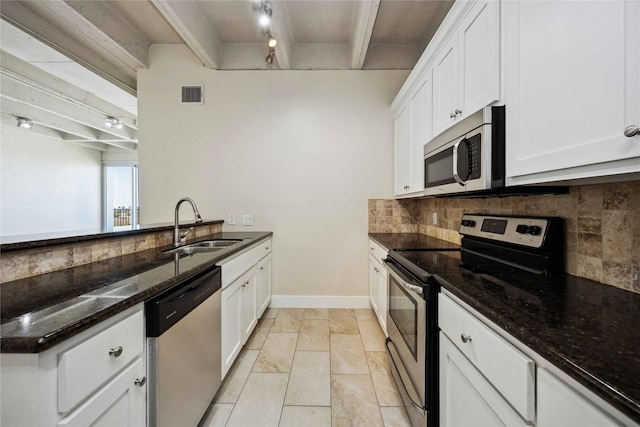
461;220;468;226
467;220;476;227
516;224;529;234
527;226;541;235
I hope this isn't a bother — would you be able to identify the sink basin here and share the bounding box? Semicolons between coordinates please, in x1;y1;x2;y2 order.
164;246;225;255
163;239;243;255
188;239;242;248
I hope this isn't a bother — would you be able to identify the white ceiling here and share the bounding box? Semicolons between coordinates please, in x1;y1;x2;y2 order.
0;0;454;151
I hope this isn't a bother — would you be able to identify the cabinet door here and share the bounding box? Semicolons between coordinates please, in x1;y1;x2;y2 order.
439;334;528;427
376;263;388;335
257;253;272;318
242;267;258;342
408;74;433;193
505;0;640;184
457;0;500;118
369;257;380;315
394;105;410;196
58;358;145;427
537;368;622;427
432;36;458;136
221;279;243;379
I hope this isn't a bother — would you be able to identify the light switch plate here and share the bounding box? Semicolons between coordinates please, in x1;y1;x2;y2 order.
242;214;254;226
432;212;438;225
228;214;235;225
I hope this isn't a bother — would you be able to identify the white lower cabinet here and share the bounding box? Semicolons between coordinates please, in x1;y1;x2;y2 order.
439;334;528;427
257;253;272;318
58;359;145;427
221;265;257;378
537;368;622;427
439;291;639;427
368;239;388;335
0;305;145;426
220;237;272;379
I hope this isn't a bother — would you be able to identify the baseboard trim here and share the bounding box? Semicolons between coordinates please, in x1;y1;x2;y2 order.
270;295;371;309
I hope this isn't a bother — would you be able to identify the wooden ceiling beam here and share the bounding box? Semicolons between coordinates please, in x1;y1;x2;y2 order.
150;0;221;69
0;1;138;95
350;0;381;69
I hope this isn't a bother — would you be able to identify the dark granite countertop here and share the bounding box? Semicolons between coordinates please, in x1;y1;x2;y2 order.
369;232;640;423
0;231;271;353
0;219;224;252
369;232;460;251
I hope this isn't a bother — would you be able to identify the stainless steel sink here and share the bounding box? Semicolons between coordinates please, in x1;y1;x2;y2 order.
188;239;242;248
164;246;225;255
163;239;243;255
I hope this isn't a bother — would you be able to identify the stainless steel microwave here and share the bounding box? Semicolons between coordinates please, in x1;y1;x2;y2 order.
424;106;505;197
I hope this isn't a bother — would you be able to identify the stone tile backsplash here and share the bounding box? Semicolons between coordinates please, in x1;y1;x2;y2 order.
369;180;640;294
0;223;222;284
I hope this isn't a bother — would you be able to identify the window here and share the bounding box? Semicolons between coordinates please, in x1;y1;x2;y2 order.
104;165;138;230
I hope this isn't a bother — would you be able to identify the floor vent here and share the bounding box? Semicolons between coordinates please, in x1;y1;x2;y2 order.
181;85;203;104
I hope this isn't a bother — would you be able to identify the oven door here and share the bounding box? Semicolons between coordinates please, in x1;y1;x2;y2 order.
384;258;428;427
423;125;489;197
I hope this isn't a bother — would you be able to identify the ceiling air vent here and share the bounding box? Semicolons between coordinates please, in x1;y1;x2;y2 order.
180;85;203;104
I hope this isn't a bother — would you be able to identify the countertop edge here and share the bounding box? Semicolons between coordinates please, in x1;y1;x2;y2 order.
0;220;225;252
0;232;272;353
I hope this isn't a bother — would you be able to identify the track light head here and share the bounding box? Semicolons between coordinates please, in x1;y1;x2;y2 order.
267;35;277;48
105;117;123;129
266;50;276;65
16;117;33;129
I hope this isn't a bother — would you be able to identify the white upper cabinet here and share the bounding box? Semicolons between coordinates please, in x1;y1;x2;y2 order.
433;0;500;137
395;70;433;198
505;0;640;185
393;105;411;196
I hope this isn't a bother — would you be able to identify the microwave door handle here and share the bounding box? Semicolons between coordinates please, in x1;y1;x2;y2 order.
452;138;466;186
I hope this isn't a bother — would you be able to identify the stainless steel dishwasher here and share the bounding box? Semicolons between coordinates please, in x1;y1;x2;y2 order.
146;265;222;427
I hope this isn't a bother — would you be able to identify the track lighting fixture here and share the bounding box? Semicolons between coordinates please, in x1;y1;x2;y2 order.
253;0;277;65
105;117;123;129
266;50;276;64
16;117;33;129
258;1;272;27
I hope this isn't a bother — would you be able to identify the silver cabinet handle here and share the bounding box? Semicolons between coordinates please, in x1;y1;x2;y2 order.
461;334;472;343
109;346;123;357
135;377;147;387
265;246;270;250
624;125;640;137
260;266;264;270
455;108;462;116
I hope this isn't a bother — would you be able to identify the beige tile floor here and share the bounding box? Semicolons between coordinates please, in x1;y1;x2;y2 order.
200;308;412;427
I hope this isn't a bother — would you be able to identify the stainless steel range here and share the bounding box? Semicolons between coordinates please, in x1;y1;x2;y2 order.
383;214;563;427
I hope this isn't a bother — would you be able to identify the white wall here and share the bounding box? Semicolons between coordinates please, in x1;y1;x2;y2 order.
138;44;407;299
0;126;102;237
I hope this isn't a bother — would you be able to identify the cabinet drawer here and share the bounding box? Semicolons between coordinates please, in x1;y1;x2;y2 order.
369;240;387;265
220;246;259;288
438;293;535;421
258;238;272;259
58;310;144;413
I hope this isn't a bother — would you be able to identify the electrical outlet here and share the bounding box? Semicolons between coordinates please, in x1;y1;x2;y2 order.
242;214;254;226
432;212;438;225
228;214;235;225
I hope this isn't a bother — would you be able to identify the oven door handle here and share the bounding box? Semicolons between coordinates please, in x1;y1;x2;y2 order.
385;337;427;415
383;259;424;296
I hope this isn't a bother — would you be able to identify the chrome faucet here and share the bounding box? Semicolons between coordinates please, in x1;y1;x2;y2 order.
174;197;203;246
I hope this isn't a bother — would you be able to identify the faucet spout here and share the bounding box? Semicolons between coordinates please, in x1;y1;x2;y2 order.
174;197;203;246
